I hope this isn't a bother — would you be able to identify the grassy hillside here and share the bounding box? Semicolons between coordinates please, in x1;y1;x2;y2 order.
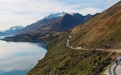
27;1;121;75
69;1;121;49
27;34;115;75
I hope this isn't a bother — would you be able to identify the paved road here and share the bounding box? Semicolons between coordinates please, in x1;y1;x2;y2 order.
104;62;121;75
67;35;121;75
114;64;121;75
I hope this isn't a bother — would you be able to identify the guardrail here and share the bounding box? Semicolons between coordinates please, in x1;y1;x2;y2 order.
109;61;115;75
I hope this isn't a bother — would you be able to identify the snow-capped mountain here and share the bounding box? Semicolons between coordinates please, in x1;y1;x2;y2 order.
45;11;67;19
0;26;23;36
19;12;93;33
6;26;23;32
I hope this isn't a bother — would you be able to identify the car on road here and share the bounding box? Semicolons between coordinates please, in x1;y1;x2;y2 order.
116;56;121;65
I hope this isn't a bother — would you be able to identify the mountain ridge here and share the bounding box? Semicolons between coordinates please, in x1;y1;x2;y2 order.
45;11;67;19
70;1;121;49
19;12;93;34
0;26;23;36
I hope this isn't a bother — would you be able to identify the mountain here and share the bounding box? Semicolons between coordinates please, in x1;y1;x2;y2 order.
19;12;93;34
48;14;82;31
27;1;121;75
45;11;67;19
69;1;121;49
0;26;23;36
4;26;23;33
71;13;92;22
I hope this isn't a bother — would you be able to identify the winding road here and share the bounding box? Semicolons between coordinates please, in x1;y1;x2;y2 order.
104;62;121;75
66;35;121;75
115;64;121;75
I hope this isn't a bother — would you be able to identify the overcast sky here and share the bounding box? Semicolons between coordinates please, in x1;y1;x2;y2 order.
0;0;120;30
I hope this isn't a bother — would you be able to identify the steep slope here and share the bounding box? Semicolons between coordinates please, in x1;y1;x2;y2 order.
27;34;113;75
70;1;121;49
19;13;92;34
20;12;67;33
50;14;82;31
27;2;121;75
19;18;58;33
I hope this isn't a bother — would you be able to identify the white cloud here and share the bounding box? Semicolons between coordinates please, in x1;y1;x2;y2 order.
79;7;101;15
0;0;83;30
0;0;120;30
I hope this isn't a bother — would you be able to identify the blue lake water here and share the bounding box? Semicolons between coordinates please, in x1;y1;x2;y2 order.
0;36;47;75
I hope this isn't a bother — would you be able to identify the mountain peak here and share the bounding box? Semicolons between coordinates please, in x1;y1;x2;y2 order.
71;1;121;49
45;11;67;19
70;13;83;16
9;26;23;31
0;26;23;36
19;12;93;33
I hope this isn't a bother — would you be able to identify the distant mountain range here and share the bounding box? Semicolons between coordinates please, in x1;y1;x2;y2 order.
19;12;93;33
0;26;23;36
0;12;93;35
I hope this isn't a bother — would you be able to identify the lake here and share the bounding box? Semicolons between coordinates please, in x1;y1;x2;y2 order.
0;36;47;75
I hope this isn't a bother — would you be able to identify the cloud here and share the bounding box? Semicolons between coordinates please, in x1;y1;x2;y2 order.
0;0;82;30
79;7;101;15
0;0;120;30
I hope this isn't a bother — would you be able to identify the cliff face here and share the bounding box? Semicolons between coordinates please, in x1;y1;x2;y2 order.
70;1;121;49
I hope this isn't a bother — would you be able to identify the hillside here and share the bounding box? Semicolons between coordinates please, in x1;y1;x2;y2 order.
26;1;121;75
70;1;121;49
27;34;114;75
19;13;92;34
2;32;64;42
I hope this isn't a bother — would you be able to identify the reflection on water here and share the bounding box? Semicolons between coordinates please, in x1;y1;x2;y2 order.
0;35;14;39
0;38;47;75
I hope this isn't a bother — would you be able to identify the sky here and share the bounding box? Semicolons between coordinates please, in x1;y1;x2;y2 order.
0;0;120;30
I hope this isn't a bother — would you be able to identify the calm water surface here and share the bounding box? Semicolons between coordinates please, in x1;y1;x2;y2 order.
0;36;47;75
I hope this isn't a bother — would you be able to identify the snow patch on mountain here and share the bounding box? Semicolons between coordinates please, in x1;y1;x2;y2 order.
0;26;23;36
45;11;67;19
9;26;23;31
1;26;23;33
